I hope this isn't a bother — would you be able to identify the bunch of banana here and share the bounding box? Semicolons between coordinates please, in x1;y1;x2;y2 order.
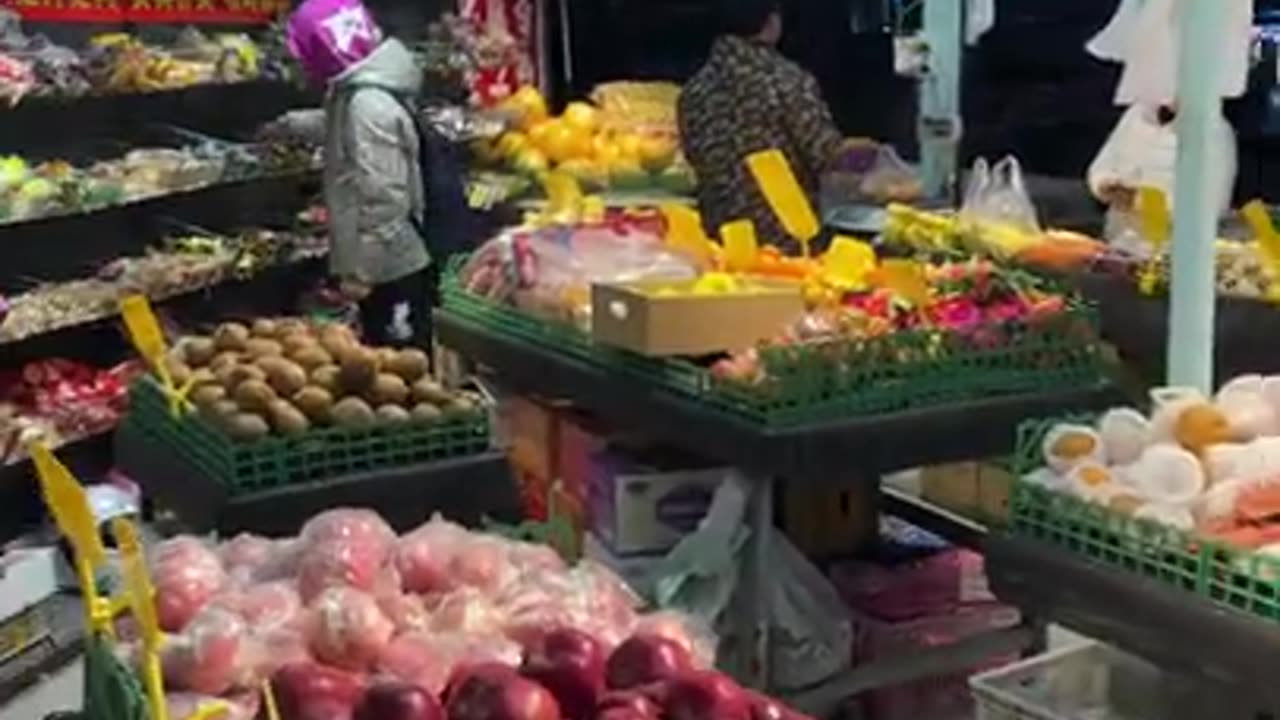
590;81;681;137
883;203;958;252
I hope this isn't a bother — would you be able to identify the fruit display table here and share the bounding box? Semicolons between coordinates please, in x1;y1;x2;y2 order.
435;306;1121;709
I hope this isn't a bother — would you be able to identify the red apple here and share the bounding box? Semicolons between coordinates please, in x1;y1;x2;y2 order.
354;680;445;720
595;689;662;718
521;628;606;719
605;635;692;690
271;662;364;720
447;666;562;720
663;670;749;720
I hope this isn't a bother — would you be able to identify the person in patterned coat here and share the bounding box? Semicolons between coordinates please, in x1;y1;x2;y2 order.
677;0;843;250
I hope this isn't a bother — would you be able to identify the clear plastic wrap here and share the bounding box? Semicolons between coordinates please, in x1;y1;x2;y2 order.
161;607;260;696
395;515;470;594
305;587;396;671
151;536;228;633
299;508;396;561
297;538;390;601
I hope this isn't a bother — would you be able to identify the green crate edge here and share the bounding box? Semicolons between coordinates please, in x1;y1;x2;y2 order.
1010;414;1280;622
126;377;492;494
442;256;1112;428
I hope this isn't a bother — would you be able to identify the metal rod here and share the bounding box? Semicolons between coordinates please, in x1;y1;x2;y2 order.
1167;0;1227;391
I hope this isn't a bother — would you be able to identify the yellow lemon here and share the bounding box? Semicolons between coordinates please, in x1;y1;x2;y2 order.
563;101;601;134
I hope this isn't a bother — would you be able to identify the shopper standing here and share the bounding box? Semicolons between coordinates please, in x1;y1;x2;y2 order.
677;0;843;250
277;0;432;347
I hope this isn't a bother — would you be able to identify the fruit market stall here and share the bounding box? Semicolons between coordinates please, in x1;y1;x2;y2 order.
432;158;1122;707
109;312;521;535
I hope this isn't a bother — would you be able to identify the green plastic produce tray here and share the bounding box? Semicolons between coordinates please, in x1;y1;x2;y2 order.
444;258;1110;428
1010;416;1280;622
124;377;491;494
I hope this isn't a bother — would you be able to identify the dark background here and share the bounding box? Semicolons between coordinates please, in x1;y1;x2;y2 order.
546;0;1280;204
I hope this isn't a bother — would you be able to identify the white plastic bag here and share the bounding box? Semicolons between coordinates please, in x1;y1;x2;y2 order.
962;156;1041;236
652;474;851;691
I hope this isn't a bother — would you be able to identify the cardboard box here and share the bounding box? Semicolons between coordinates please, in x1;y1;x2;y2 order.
784;479;878;558
589;458;726;557
503;395;561;481
591;279;804;356
921;462;982;517
978;464;1014;524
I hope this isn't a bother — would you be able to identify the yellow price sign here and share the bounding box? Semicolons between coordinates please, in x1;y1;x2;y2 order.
662;204;716;266
746;149;820;257
30;443;106;571
1242;200;1280;303
720;220;759;272
1136;187;1171;295
119;295;192;415
822;235;876;290
541;171;582;217
878;259;932;307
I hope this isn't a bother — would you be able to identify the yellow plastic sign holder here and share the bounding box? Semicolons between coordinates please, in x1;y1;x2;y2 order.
661;204;716;266
1136;187;1172;295
119;295;193;417
720;220;759;272
822;235;877;291
1241;199;1280;303
746;149;821;258
878;259;932;307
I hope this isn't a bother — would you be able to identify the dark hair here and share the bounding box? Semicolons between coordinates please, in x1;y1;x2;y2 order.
719;0;781;37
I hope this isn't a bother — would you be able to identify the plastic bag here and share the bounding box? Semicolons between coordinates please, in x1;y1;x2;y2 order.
652;474;850;690
857;146;923;204
161;607;260;695
822;141;922;206
305;587;395;671
151;537;228;633
964;156;1041;236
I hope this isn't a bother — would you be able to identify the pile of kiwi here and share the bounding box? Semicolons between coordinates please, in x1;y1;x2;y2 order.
162;318;482;442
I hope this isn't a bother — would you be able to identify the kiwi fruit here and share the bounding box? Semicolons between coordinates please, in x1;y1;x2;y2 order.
209;351;242;373
376;404;412;423
368;373;410;406
386;349;430;383
281;334;318;357
310;365;342;394
265;360;308;397
331;397;376;428
227;364;267;388
245;338;285;359
251;318;279;338
273;318;310;340
411;402;444;423
226;413;270;442
339;347;379;392
213;322;251;352
232;379;276;412
202;398;241;427
190;384;228;410
181;337;217;367
266;399;311;436
163;356;192;386
292;386;335;424
411;379;452;405
292;346;333;372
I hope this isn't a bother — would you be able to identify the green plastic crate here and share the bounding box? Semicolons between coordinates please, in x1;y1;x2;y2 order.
443;257;1111;428
1009;415;1280;621
125;377;491;494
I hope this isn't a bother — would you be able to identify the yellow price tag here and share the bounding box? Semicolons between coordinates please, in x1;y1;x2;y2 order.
1136;187;1171;295
119;295;192;415
1241;200;1280;303
661;204;715;265
113;517;174;720
879;259;932;307
542;171;582;217
582;195;605;224
745;149;821;256
30;443;107;570
720;220;758;272
822;235;876;290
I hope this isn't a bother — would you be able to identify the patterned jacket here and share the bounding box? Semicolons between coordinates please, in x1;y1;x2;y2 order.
678;36;842;249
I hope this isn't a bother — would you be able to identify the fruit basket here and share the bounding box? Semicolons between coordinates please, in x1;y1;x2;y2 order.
1009;415;1280;623
125;377;491;494
443;257;1110;428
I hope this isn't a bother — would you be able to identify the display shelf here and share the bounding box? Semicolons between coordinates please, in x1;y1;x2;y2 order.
114;423;521;536
437;309;1123;481
985;533;1280;713
0;432;113;544
0;170;319;292
880;485;989;550
2;80;316;157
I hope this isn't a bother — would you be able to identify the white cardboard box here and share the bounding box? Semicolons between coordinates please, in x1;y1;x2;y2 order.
589;466;726;557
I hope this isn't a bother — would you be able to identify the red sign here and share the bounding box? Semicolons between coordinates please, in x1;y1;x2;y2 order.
459;0;541;105
1;0;284;23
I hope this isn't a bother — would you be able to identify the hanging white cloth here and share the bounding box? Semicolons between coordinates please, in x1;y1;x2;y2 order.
965;0;996;46
1095;0;1253;105
1086;0;1146;62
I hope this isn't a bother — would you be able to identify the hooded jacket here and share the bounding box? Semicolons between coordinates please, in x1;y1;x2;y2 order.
322;38;430;285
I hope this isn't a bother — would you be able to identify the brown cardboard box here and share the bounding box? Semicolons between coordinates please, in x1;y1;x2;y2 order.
784;479;878;557
921;462;982;517
591;279;804;356
978;463;1014;525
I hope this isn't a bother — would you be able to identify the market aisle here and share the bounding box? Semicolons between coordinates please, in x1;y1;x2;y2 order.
2;659;80;720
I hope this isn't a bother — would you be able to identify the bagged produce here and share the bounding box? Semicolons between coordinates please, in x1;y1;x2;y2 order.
151;536;228;632
300;508;397;560
161;607;260;695
297;538;390;601
305;586;396;671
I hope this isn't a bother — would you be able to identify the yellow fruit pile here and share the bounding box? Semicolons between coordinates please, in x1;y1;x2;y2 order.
482;86;685;191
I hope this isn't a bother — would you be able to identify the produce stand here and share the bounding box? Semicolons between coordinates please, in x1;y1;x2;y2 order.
114;421;520;535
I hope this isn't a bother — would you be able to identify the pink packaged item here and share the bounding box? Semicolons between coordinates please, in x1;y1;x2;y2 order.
829;549;993;622
285;0;384;85
847;603;1020;720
